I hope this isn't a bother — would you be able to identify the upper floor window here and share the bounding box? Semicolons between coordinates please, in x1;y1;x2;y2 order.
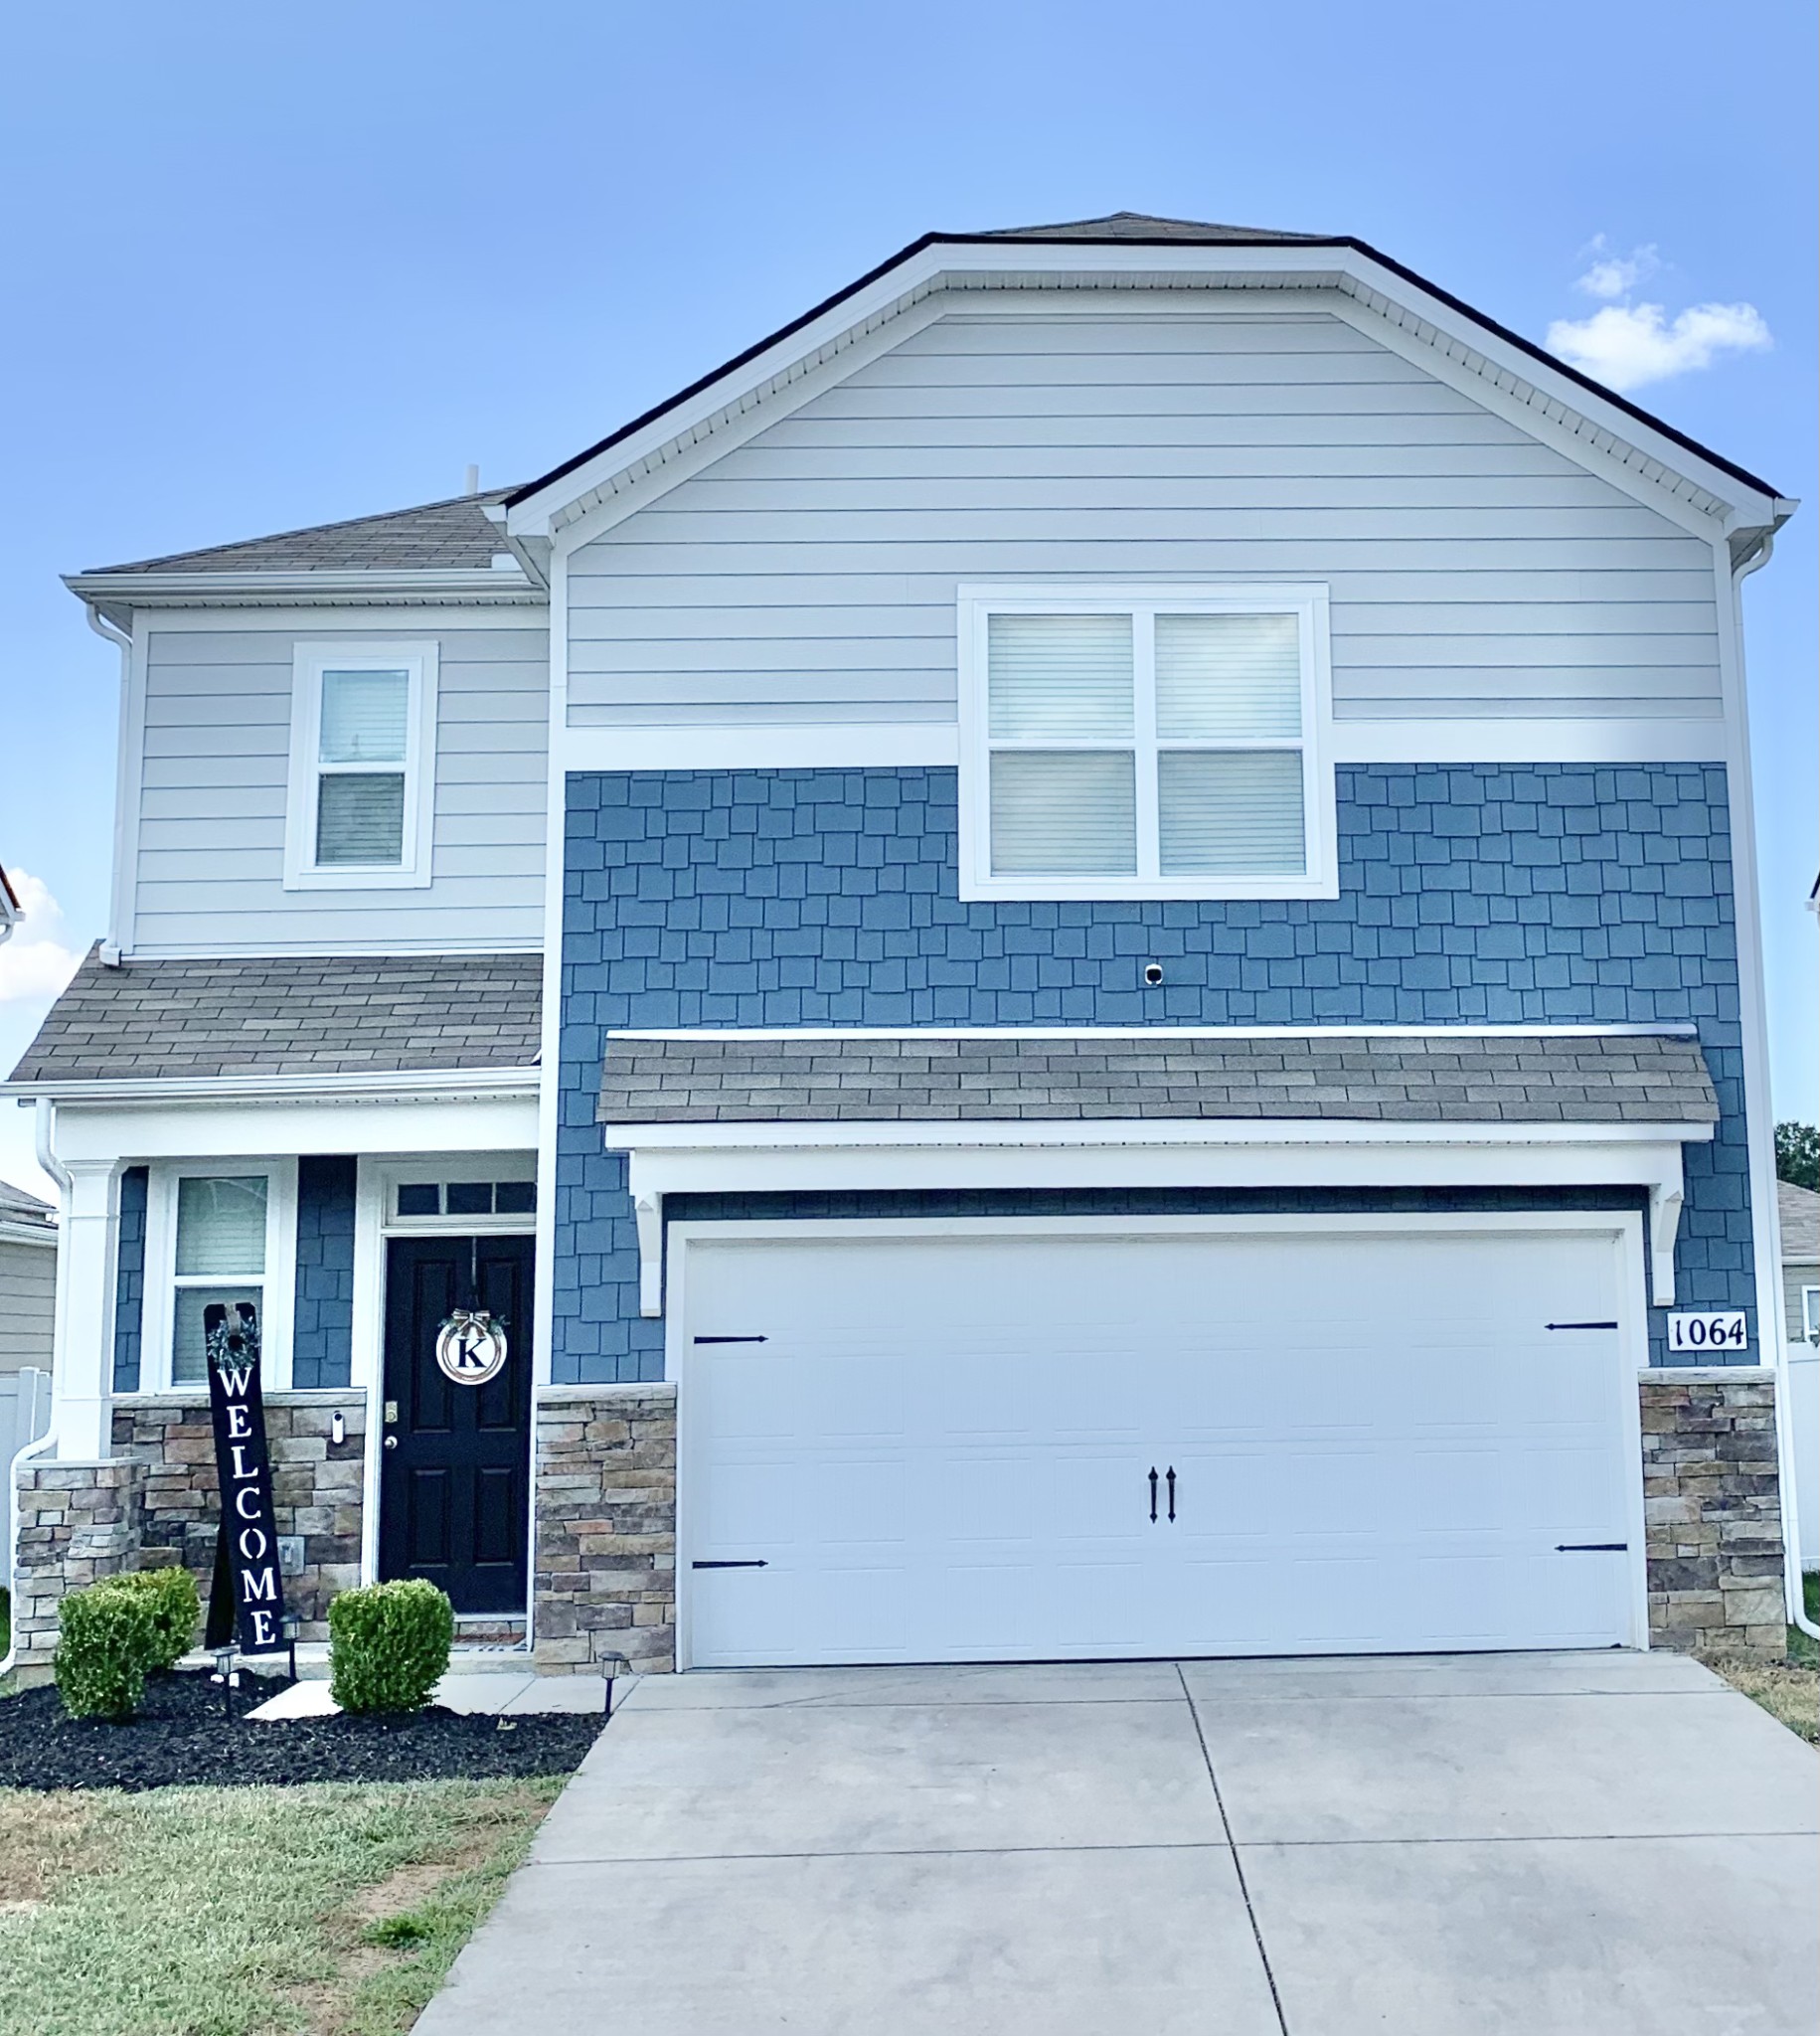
956;587;1336;901
284;643;437;889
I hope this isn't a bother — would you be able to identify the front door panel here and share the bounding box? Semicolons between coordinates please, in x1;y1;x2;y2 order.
381;1233;533;1613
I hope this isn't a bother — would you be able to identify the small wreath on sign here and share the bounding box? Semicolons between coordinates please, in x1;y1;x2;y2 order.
434;1309;510;1386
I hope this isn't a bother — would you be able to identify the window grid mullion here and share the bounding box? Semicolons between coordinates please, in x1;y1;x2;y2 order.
1133;607;1159;881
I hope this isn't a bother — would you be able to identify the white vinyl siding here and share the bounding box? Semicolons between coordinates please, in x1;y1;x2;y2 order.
564;300;1723;732
0;1238;56;1375
960;587;1334;901
131;624;548;952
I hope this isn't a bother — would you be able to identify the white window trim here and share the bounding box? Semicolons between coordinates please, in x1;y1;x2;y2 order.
134;1159;299;1393
283;642;438;890
956;584;1337;902
1802;1283;1819;1343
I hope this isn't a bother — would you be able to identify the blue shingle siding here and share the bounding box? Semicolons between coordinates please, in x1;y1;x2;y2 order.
111;1165;149;1393
290;1155;356;1389
556;764;1752;1383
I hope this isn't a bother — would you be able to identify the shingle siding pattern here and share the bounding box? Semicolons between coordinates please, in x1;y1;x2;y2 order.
87;490;518;576
599;1031;1715;1126
555;764;1753;1385
10;949;543;1084
291;1156;357;1391
111;1165;149;1394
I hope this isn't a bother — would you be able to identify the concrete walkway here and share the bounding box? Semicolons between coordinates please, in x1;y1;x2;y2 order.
414;1650;1819;2035
247;1667;610;1719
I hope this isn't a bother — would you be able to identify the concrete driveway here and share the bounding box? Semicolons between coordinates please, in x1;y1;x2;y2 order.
415;1650;1818;2035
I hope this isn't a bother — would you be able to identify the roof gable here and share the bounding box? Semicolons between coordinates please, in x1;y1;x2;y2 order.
504;216;1790;549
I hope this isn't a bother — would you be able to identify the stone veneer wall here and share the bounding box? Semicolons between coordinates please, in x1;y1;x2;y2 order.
1642;1368;1787;1655
533;1384;676;1674
110;1389;368;1639
10;1458;147;1682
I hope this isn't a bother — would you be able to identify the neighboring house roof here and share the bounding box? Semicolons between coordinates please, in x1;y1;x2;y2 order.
0;1178;55;1230
1778;1178;1820;1266
599;1029;1719;1126
0;864;20;934
505;211;1790;527
80;488;521;577
6;948;543;1087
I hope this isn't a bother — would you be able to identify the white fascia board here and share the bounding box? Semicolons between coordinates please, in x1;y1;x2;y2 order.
1331;251;1792;535
606;1020;1701;1040
607;1117;1714;1152
508;236;1788;543
618;1123;1694;1314
136;605;549;634
0;1219;57;1248
49;1092;540;1165
65;569;540;607
2;1066;539;1105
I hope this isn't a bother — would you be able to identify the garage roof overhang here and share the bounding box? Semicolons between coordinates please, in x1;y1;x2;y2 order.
598;1027;1717;1316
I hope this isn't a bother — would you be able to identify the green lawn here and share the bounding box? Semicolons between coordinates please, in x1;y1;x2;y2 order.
0;1777;559;2036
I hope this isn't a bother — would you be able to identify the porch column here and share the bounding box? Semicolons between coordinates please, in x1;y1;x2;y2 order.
52;1159;120;1461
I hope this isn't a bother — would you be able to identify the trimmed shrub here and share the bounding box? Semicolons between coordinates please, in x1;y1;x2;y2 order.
54;1580;162;1721
328;1580;454;1713
111;1566;202;1670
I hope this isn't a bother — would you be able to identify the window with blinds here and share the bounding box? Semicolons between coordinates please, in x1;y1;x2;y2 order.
170;1174;268;1384
285;644;436;888
962;590;1333;900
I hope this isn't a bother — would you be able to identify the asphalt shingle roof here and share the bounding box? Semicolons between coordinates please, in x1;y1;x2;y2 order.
83;489;521;577
598;1030;1718;1127
0;1178;54;1224
9;948;542;1085
976;211;1331;244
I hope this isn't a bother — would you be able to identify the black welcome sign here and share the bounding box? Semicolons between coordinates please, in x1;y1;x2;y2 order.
202;1300;288;1653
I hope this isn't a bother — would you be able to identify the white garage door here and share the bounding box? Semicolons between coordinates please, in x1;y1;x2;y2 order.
679;1221;1641;1668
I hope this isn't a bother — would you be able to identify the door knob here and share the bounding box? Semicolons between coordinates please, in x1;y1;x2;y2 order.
383;1436;399;1450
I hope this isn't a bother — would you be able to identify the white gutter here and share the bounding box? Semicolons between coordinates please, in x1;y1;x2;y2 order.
1;1104;69;1679
1;1064;540;1106
1730;536;1818;1641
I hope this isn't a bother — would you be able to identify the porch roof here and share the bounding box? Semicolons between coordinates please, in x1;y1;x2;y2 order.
7;947;543;1086
597;1027;1719;1128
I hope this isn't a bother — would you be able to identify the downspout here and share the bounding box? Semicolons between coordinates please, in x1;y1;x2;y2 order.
0;1103;69;1678
1730;533;1817;1641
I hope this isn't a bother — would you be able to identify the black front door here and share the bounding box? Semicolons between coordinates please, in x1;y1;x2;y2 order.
380;1233;534;1613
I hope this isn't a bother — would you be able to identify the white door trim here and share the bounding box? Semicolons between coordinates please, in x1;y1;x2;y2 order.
667;1209;1651;1670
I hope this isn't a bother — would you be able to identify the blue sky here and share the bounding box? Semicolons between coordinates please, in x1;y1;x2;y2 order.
1;0;1814;1195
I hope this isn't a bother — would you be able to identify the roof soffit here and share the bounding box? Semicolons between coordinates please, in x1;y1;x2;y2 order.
514;237;1791;551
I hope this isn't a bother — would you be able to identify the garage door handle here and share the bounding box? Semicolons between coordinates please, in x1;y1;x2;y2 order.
1166;1466;1176;1522
1556;1543;1627;1553
1148;1467;1158;1522
692;1560;768;1570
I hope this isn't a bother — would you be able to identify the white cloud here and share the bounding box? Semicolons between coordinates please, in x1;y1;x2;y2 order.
1576;238;1659;300
0;869;84;1003
1547;299;1772;394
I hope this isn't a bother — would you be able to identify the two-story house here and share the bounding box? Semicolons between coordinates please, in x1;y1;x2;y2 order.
4;215;1804;1680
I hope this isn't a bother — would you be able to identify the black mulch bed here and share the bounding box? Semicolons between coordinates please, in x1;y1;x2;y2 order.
0;1668;606;1793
